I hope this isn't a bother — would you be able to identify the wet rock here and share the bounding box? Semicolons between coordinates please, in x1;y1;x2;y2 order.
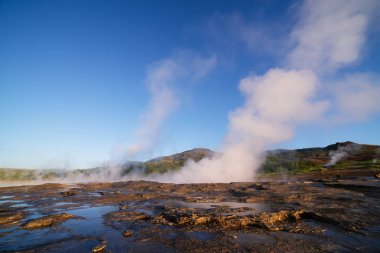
194;216;211;225
61;191;76;197
257;211;293;224
0;212;25;226
123;230;133;237
0;232;10;237
23;213;77;230
119;201;128;210
216;215;253;229
246;210;310;231
92;241;107;253
153;208;252;229
254;184;267;190
245;196;266;203
105;211;149;221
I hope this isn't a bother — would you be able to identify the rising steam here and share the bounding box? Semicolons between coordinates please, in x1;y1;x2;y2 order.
325;142;362;167
122;51;217;160
152;0;380;183
155;69;328;183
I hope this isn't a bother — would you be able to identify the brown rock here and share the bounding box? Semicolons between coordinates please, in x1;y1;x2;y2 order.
123;230;133;237
105;211;149;222
24;217;54;229
239;217;250;227
259;211;290;225
61;191;76;197
92;242;107;253
23;213;77;230
0;212;25;226
374;172;380;178
119;201;128;210
291;210;305;220
245;196;265;203
194;216;210;225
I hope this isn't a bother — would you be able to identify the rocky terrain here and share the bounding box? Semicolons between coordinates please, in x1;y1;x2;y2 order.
1;168;380;252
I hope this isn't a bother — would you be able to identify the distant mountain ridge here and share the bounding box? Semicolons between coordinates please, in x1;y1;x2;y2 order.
1;142;379;181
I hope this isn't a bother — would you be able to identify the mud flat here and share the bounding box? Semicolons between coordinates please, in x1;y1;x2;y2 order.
1;169;380;252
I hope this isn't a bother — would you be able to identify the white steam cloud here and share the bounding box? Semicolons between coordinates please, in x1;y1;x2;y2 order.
325;142;362;167
288;0;377;72
124;51;217;159
158;69;328;183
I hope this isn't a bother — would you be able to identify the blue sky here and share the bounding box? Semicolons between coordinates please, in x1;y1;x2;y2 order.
1;0;379;169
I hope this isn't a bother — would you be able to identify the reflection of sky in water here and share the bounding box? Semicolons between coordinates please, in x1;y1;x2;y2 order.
63;206;119;238
54;202;77;207
0;195;14;199
88;192;103;197
0;199;23;204
0;225;71;251
0;205;119;252
10;203;33;208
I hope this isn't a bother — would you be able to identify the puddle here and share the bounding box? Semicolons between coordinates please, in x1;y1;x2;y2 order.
0;195;14;199
54;202;77;207
0;200;23;205
60;206;119;238
185;231;214;241
68;205;116;219
237;232;276;246
0;224;72;251
0;205;119;252
88;192;103;197
10;203;33;208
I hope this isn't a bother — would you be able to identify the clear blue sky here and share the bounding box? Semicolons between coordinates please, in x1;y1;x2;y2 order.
1;0;379;169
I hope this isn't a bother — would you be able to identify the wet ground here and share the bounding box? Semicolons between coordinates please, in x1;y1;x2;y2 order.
0;169;380;252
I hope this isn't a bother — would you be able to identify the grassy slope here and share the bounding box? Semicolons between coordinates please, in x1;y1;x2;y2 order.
260;142;380;174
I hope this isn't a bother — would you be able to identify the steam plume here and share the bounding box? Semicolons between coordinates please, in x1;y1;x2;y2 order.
124;51;217;159
288;0;376;72
158;69;328;183
156;0;379;183
325;142;361;167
